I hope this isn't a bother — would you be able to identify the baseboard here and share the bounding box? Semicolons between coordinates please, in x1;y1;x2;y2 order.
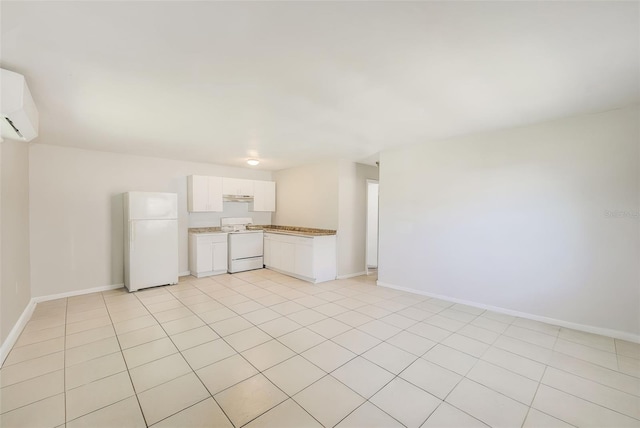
0;299;37;366
179;271;191;277
337;271;366;280
377;281;640;344
1;283;126;366
33;283;125;303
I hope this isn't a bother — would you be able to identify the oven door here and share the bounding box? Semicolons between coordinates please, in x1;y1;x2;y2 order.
228;232;264;260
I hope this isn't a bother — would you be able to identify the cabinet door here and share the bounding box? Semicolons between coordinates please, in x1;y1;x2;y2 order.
196;239;214;273
188;175;210;212
263;181;276;211
253;181;276;212
208;176;223;212
223;178;254;196
295;242;314;278
280;242;295;273
212;242;228;272
270;239;281;269
238;179;254;196
263;237;272;266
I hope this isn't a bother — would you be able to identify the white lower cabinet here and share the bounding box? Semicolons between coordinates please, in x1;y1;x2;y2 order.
264;233;336;283
189;233;228;277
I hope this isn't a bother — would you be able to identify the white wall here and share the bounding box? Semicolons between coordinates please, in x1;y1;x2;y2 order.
337;161;379;277
29;145;272;297
1;140;31;344
273;160;339;230
379;106;640;336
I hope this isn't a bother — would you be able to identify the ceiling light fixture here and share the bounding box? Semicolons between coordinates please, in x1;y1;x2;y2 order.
247;159;260;166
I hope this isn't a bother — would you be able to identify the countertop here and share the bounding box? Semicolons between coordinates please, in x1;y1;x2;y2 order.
188;225;336;237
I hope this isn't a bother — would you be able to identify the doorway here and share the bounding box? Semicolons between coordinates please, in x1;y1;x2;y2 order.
366;179;379;275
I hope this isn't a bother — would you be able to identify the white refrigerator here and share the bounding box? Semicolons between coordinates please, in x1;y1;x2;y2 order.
124;192;179;292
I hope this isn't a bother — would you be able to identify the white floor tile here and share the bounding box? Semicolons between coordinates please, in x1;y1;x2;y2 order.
481;346;546;381
407;322;452;343
423;345;477;376
331;329;381;354
504;325;557;349
302;340;356;372
137;372;209;426
129;353;192;392
522;409;575;428
263;355;326;395
196;354;258;395
65;352;127;390
542;367;640;419
399;358;462;400
210;315;254;336
3;337;64;366
0;370;64;414
215;374;287;427
370;378;441;427
170;325;219;351
493;335;553;365
117;324;167;350
421;402;488;428
3;273;638;428
259;317;302;338
1;351;64;387
65;336;120;367
293;375;365;428
244;399;322;428
358;320;401;340
0;393;65;428
66;371;135;421
242;340;296;371
66;396;145;428
226;326;272;352
466;360;539;405
554;338;618;370
122;337;178;369
66;325;116;349
332;357;395;398
336;401;404;428
151;397;231;427
446;379;529;428
441;333;489;358
362;342;417;374
277;328;326;353
532;384;639;427
558;328;615;353
307;318;352;339
181;338;237;370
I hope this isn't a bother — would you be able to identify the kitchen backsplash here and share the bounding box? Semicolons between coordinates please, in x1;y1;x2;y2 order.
188;201;272;228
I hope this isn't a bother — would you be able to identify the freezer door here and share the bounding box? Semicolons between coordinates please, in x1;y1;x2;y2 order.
127;219;178;291
127;192;178;220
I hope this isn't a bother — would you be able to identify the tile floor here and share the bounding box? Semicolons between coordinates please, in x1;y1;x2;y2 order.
1;269;639;427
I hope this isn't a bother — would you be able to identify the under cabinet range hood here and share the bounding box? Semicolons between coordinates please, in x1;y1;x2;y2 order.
223;194;253;202
1;69;39;142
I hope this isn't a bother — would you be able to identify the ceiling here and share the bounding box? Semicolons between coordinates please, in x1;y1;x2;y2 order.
1;1;638;171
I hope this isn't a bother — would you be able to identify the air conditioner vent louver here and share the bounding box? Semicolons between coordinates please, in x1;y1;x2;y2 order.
3;116;24;139
1;69;39;142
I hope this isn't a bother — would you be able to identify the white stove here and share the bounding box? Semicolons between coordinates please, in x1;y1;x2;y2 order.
222;218;264;273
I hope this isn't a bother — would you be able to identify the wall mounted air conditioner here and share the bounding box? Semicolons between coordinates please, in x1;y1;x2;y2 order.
1;68;39;142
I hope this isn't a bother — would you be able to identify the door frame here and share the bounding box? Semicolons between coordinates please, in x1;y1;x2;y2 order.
365;179;379;275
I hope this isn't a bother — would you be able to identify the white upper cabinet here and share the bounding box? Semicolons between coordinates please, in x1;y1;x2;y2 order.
223;178;254;196
252;180;276;212
188;175;223;212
